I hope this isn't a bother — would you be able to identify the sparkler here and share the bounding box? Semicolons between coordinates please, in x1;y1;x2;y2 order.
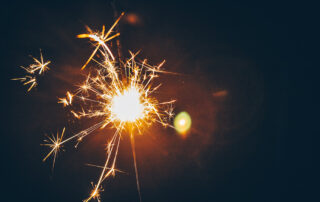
12;50;50;92
42;13;175;201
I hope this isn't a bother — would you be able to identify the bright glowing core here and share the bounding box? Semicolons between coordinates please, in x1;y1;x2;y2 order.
111;87;144;122
179;119;186;126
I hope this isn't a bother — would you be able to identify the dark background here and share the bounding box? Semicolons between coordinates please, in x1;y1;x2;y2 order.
1;0;312;202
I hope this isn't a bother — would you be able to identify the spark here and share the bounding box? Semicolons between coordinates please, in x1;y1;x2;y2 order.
11;75;37;92
12;50;50;92
42;14;175;201
77;12;124;70
41;127;65;170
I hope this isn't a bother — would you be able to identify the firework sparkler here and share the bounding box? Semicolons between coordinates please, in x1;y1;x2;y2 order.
42;13;175;201
12;50;50;92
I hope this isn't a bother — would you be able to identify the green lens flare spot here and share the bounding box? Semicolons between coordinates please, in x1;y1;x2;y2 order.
174;111;192;134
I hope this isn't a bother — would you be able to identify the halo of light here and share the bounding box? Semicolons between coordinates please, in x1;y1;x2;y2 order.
174;111;192;134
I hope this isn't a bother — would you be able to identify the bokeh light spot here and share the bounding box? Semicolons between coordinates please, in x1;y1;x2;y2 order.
174;111;192;134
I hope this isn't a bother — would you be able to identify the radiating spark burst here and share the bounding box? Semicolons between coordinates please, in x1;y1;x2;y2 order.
41;127;65;170
12;50;50;92
42;14;175;202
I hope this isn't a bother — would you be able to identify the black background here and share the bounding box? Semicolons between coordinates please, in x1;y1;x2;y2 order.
1;0;313;202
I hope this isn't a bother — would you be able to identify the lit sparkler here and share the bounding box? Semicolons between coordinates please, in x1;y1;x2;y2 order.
12;50;50;91
42;13;175;201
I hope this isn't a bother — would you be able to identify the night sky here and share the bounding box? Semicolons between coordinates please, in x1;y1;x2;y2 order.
1;0;312;202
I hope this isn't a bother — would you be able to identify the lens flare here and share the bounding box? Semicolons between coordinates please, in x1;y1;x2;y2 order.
174;111;191;134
